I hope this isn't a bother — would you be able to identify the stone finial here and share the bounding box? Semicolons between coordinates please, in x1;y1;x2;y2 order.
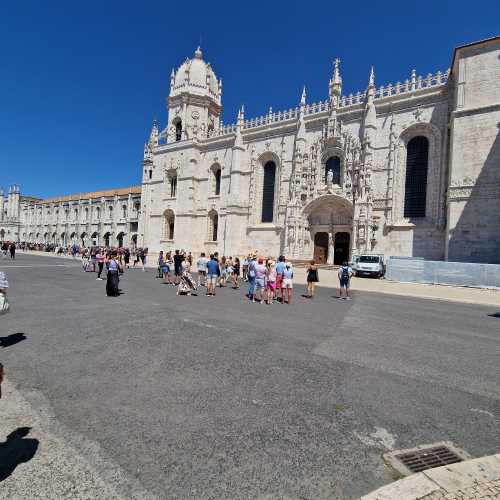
369;66;375;88
300;86;306;107
149;118;159;147
194;46;203;59
333;58;341;85
329;57;342;105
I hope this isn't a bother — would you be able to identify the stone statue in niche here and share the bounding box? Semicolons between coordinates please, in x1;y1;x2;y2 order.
327;169;334;186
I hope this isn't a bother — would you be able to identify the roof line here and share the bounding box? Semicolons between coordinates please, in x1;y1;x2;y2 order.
450;35;500;74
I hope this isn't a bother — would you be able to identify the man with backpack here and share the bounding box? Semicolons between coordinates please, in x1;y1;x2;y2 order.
338;261;353;300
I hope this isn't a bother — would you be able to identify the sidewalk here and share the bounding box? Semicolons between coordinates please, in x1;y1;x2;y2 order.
361;454;500;500
293;269;500;307
11;250;500;307
0;380;125;499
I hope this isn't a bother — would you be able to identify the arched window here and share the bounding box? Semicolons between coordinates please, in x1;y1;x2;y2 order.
95;207;100;220
108;205;113;219
104;232;111;247
261;161;276;223
325;156;341;185
211;165;221;196
117;232;124;248
169;174;177;198
404;136;429;218
208;210;218;241
84;208;89;221
163;210;175;240
175;120;182;142
122;205;127;219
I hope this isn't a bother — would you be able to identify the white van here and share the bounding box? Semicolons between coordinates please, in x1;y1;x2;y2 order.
352;254;385;278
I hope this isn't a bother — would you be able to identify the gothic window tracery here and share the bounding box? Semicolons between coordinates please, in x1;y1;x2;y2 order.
163;209;175;240
404;136;429;218
261;161;276;223
208;210;218;241
175;119;182;142
210;165;221;196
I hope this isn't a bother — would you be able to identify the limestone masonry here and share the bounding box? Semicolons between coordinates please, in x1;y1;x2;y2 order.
1;36;499;263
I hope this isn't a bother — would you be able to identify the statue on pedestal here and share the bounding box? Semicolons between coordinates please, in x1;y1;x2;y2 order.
327;232;335;265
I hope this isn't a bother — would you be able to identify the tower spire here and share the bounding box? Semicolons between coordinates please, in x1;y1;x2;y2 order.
148;118;159;147
329;57;342;108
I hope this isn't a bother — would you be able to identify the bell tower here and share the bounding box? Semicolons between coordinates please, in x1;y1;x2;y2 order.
167;47;222;142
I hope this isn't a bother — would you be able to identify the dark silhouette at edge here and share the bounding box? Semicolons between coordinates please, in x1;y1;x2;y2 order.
0;427;39;482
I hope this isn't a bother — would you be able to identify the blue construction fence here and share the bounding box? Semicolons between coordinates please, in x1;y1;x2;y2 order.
385;256;500;289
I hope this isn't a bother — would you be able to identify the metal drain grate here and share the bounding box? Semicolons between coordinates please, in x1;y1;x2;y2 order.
384;442;471;476
396;445;462;473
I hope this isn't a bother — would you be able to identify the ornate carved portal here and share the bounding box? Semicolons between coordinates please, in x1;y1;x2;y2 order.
295;194;354;263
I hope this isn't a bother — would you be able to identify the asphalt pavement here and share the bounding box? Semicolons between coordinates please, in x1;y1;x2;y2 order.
0;253;499;499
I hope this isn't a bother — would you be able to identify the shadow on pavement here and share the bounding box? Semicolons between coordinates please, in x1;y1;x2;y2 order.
488;312;500;318
0;427;39;482
0;333;27;348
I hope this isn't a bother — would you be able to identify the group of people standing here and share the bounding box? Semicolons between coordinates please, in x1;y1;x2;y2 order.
75;244;354;301
1;242;16;259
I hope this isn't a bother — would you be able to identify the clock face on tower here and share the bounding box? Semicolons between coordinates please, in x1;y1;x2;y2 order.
191;110;200;120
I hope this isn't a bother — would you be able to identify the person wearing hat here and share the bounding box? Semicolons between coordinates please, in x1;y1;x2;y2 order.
247;252;257;299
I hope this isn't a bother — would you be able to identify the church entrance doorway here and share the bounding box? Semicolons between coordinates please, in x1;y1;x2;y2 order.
314;232;329;264
334;232;350;265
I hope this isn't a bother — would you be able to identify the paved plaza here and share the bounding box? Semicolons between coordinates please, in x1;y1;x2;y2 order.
0;253;499;499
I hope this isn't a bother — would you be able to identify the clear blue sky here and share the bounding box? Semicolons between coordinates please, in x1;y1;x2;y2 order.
1;1;498;198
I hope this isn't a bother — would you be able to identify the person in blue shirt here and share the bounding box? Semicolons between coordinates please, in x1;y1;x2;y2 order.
275;255;286;303
206;254;219;296
246;253;257;299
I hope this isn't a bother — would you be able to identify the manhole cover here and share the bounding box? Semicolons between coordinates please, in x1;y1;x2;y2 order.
384;442;471;476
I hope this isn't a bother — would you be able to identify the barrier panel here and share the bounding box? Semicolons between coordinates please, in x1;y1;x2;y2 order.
386;257;500;289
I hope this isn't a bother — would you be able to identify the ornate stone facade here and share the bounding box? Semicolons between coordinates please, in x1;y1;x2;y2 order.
0;185;141;248
137;37;500;264
2;37;499;264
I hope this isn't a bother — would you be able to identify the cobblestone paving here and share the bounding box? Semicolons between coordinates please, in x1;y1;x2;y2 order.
421;479;500;499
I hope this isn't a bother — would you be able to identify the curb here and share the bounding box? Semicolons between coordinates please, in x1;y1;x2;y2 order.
361;454;500;499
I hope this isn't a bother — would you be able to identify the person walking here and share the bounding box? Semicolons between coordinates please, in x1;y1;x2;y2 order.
9;242;16;260
173;249;184;285
124;248;130;268
338;261;353;300
306;260;319;299
139;248;147;271
96;249;105;280
206;254;219;296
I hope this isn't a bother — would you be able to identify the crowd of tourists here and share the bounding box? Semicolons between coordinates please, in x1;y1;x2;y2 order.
1;240;354;301
87;247;353;302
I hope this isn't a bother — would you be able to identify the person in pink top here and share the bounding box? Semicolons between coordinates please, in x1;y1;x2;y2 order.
252;257;267;303
266;260;277;304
